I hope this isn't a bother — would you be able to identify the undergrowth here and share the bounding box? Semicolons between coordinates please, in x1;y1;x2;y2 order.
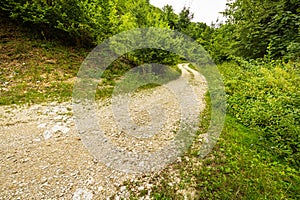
219;59;299;167
0;19;180;105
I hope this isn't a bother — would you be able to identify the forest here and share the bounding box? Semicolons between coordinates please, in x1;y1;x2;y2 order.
0;0;299;199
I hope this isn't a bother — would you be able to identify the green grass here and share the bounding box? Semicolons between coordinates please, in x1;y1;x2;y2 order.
0;19;87;105
218;60;299;167
0;20;181;105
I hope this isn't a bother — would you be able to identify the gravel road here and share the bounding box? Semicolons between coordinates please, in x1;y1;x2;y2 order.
0;64;207;199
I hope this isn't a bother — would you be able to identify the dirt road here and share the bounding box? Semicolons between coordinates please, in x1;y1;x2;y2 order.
0;64;207;199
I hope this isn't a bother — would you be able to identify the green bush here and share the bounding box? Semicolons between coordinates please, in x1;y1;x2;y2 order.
1;0;121;45
285;42;300;62
219;58;300;167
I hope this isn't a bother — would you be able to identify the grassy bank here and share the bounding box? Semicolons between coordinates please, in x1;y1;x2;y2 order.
119;94;299;199
219;59;299;167
0;19;87;105
0;20;180;105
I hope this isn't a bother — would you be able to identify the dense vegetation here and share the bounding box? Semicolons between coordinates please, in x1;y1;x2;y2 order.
1;0;299;198
220;59;299;166
1;0;299;61
223;0;300;60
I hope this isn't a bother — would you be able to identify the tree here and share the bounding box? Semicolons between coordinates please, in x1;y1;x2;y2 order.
223;0;300;59
161;5;178;29
176;6;194;32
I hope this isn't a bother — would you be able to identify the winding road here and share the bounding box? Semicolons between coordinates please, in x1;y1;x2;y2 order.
0;64;207;199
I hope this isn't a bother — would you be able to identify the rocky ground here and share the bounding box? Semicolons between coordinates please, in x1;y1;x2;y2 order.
0;64;207;199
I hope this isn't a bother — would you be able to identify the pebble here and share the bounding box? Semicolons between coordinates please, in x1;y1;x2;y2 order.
98;186;103;192
72;188;93;200
37;123;47;129
43;130;52;140
51;124;70;134
120;186;127;192
137;186;145;191
41;178;48;184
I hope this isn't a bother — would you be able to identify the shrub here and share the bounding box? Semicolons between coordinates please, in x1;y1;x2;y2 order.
1;0;121;45
219;58;300;167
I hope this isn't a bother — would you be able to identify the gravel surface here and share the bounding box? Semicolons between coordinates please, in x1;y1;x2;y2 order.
0;64;207;199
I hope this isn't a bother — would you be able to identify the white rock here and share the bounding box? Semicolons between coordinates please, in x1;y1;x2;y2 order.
72;188;93;200
98;186;103;192
54;115;63;121
120;186;127;192
43;130;52;140
51;124;70;134
37;123;47;129
33;138;41;142
137;186;145;191
145;183;153;189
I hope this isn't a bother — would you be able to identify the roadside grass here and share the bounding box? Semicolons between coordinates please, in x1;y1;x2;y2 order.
120;95;299;199
0;19;87;105
0;20;181;105
219;60;299;167
111;64;181;95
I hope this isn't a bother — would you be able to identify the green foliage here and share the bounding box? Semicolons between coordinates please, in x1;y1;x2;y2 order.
113;64;181;95
119;0;168;28
0;20;86;105
223;0;300;59
176;7;194;32
1;0;171;46
1;0;213;65
161;5;178;30
3;0;122;45
219;59;300;166
196;23;234;63
285;42;300;62
185;22;208;40
2;3;300;198
161;5;199;35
